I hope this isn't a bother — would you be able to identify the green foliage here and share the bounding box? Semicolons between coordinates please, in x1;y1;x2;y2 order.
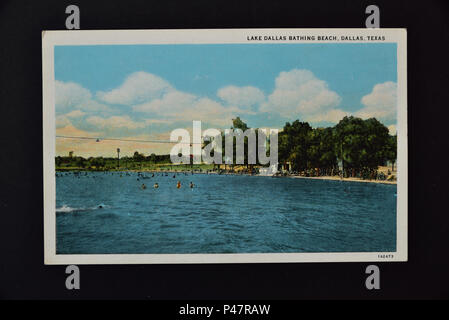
232;117;249;131
279;120;313;171
277;116;395;176
56;151;172;171
384;134;397;170
308;127;337;170
224;117;253;166
133;151;145;162
334;116;390;174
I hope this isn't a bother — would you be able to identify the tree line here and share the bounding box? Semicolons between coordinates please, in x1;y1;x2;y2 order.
56;115;397;178
55;152;171;170
278;116;397;178
214;116;396;178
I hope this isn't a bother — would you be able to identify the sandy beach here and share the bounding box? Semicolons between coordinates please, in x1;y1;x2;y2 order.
290;175;396;185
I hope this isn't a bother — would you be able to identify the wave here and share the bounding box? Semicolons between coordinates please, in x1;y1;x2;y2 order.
56;203;108;213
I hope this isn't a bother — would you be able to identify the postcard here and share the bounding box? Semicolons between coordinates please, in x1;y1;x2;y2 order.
42;28;407;264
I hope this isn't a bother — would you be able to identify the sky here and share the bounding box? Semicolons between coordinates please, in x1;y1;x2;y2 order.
55;43;397;157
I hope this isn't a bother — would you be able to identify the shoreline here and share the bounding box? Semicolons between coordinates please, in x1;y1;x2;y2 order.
289;175;396;185
56;168;396;185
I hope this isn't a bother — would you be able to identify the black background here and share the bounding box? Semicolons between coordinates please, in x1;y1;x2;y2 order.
0;0;448;300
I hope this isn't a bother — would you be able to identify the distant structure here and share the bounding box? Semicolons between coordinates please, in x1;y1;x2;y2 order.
258;163;278;176
117;148;120;169
69;151;74;158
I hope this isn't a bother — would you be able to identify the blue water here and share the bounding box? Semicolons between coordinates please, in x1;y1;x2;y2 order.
56;172;396;254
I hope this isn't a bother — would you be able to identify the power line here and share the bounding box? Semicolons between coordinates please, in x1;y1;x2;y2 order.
56;135;203;144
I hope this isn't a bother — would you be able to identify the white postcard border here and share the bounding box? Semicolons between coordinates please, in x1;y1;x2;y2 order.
42;28;407;264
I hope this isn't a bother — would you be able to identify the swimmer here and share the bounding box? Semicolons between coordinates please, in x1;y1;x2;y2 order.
141;183;146;190
98;205;103;209
154;182;159;189
177;181;181;189
190;182;194;188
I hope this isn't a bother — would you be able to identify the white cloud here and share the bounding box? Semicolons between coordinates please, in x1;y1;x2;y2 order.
217;85;265;107
56;115;72;128
144;119;172;125
55;80;110;113
133;91;197;114
81;99;111;112
65;110;86;118
133;88;251;127
56;124;98;139
91;71;262;127
55;80;91;111
58;70;398;135
56;110;87;129
306;109;350;123
274;69;316;89
96;71;173;105
176;97;243;126
388;124;397;135
356;81;397;122
260;69;341;120
86;115;146;130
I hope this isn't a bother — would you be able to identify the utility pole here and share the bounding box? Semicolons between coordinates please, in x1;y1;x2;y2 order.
117;148;120;169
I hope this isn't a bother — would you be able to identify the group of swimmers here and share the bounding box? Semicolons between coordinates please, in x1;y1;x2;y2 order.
141;181;194;190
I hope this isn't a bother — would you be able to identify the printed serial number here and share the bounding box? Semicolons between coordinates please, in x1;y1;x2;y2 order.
378;254;394;259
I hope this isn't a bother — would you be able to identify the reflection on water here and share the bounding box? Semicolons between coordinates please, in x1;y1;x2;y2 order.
56;171;396;254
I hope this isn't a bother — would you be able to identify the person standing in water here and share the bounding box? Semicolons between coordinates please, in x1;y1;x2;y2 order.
141;183;146;190
177;181;181;189
154;182;159;189
190;181;194;188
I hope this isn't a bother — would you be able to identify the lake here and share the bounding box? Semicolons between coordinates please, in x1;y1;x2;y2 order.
56;171;396;254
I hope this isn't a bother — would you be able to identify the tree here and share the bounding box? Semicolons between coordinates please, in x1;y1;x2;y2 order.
362;118;390;170
76;157;85;168
278;131;290;168
307;127;337;175
91;157;105;169
384;135;397;171
224;117;252;168
133;151;145;162
133;151;145;169
279;120;312;171
333;116;390;177
232;117;249;131
334;116;365;176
